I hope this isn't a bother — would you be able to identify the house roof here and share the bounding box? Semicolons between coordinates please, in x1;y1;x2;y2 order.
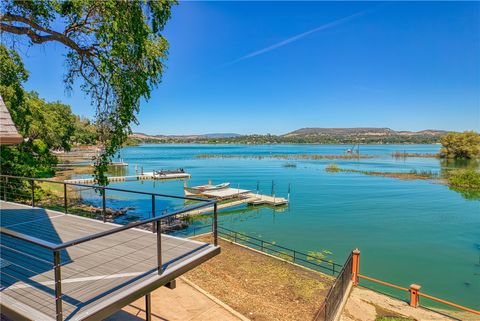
0;95;23;145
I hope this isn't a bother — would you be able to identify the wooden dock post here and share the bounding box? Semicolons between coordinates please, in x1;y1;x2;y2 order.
409;284;421;307
352;249;360;286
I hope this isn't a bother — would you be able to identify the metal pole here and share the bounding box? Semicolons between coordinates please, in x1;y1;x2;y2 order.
157;219;162;274
213;202;218;246
145;293;152;321
151;195;156;233
53;250;63;321
102;188;106;223
63;183;67;214
31;180;35;207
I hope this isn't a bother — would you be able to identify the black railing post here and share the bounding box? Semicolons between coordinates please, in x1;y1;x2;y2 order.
213;202;218;246
4;176;8;201
261;240;264;252
102;188;106;223
293;251;296;263
31;180;35;207
145;293;152;321
157;219;162;274
151;195;156;233
53;250;63;321
63;183;67;214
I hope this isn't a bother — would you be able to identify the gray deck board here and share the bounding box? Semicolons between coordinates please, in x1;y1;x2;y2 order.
0;201;219;320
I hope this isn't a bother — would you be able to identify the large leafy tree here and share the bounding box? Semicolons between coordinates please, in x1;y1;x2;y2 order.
440;131;480;159
1;0;176;185
0;46;57;177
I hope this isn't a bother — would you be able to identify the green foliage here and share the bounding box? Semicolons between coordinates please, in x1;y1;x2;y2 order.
26;92;76;151
71;116;98;146
375;318;414;321
0;45;56;177
445;169;480;200
440;131;480;159
0;44;97;178
2;0;176;185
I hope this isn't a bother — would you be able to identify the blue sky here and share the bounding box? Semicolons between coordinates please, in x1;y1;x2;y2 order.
16;1;480;135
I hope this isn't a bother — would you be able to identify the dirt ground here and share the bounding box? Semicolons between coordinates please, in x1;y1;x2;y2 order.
184;235;333;321
340;287;476;321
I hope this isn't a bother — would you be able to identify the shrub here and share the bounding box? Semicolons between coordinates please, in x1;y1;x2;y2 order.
446;169;480;189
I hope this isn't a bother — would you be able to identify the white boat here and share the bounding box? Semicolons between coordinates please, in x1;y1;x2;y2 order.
184;182;230;195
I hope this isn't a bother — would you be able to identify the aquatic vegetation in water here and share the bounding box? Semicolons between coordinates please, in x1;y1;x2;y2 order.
391;151;439;158
444;169;480;200
196;153;374;160
325;165;438;180
283;162;297;168
325;164;340;172
306;250;333;265
326;164;480;200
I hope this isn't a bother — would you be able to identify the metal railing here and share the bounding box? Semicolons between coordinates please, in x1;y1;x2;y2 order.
356;274;480;317
314;253;353;321
0;175;218;321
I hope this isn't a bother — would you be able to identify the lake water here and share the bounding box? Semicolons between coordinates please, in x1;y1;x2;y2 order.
78;144;479;309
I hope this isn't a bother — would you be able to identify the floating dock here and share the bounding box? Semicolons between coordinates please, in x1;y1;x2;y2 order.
65;171;191;184
183;187;288;216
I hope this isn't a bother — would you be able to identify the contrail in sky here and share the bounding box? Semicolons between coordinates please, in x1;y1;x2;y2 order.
226;9;369;66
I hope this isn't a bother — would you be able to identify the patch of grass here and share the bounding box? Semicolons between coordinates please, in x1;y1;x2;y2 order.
375;317;414;321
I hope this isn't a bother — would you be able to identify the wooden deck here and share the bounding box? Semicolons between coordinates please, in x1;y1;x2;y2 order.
0;201;219;321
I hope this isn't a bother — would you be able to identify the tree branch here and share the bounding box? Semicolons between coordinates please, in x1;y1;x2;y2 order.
1;13;94;56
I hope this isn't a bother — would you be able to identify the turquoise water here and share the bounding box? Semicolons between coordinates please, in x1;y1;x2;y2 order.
79;144;479;309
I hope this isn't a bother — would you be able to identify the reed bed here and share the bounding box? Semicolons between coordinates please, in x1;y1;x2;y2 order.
325;164;439;180
196;154;374;160
391;151;439;158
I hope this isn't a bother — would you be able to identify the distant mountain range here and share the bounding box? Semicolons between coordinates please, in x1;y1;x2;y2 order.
130;132;241;140
132;128;447;141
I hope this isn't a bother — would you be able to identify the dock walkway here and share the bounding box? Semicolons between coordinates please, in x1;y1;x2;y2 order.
184;190;288;216
65;171;191;184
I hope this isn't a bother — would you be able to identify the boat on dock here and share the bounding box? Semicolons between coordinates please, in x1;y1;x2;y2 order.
154;168;186;177
184;181;230;196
